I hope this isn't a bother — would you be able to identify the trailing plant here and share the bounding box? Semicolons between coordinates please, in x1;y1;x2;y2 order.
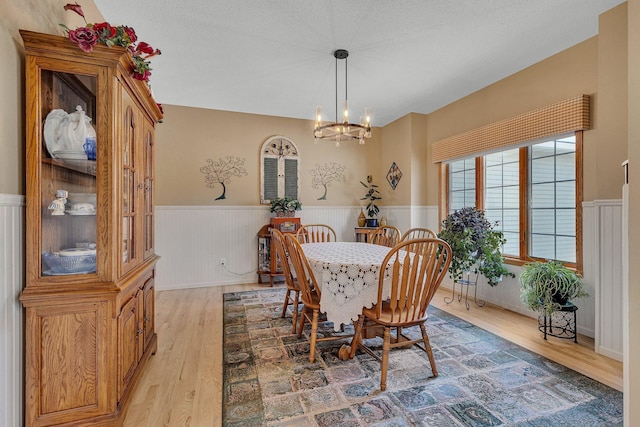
438;207;514;286
519;259;588;316
360;175;381;218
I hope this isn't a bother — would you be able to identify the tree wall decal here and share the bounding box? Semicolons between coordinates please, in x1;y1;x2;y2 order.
309;162;346;200
200;156;248;200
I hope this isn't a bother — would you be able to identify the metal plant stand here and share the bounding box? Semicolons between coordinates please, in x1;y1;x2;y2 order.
538;303;578;343
444;270;485;310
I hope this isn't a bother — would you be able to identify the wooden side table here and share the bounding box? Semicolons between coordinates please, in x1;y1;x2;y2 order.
354;227;378;243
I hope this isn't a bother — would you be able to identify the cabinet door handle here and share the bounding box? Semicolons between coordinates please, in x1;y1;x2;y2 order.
137;183;144;190
136;327;144;336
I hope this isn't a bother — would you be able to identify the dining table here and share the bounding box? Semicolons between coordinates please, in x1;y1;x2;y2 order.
300;241;396;331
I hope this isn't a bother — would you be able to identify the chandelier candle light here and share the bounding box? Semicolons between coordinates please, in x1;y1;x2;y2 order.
314;49;372;146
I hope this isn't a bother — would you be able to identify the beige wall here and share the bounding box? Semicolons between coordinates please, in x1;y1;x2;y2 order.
0;0;102;195
380;114;413;206
155;104;428;209
377;112;430;207
627;0;640;424
155;104;381;206
597;4;628;200
411;113;430;206
425;36;603;204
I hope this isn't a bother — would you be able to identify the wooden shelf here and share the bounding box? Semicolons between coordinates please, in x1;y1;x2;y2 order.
43;158;97;176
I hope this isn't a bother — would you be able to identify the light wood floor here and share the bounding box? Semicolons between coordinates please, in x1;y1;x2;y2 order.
122;283;623;427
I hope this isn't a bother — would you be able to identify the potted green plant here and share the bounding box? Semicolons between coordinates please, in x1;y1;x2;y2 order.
438;207;514;286
360;175;381;227
519;259;588;316
269;197;302;217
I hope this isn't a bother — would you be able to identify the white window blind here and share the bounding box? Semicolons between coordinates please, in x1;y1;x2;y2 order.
485;148;520;256
529;136;576;262
449;158;476;211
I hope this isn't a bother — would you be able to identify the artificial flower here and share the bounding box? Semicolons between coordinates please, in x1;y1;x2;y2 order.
63;2;84;18
124;26;137;43
61;3;160;83
68;27;98;52
136;41;154;55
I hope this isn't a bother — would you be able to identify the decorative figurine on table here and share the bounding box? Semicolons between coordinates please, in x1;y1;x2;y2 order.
48;189;68;215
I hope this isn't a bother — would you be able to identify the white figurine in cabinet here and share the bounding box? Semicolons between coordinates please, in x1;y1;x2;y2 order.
48;189;68;215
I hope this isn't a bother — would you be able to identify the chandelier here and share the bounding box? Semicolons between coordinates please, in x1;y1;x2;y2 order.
314;49;372;146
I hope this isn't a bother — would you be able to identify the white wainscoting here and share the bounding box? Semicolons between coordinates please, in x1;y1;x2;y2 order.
154;203;622;354
438;202;622;344
585;200;624;361
0;199;619;424
376;205;441;234
0;194;25;427
154;205;440;290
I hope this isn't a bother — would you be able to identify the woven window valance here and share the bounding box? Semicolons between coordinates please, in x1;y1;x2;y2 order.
432;94;590;163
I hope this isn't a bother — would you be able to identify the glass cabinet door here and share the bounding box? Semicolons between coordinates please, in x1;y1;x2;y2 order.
39;70;98;277
143;120;155;260
122;99;139;273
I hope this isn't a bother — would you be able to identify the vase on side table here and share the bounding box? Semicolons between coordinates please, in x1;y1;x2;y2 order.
358;209;366;227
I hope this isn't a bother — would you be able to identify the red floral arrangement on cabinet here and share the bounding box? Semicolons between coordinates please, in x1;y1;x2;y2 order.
61;2;161;82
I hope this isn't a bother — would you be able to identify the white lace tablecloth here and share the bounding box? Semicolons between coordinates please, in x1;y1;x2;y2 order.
301;242;393;330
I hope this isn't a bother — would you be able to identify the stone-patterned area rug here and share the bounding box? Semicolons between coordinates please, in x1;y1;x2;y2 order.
223;289;623;427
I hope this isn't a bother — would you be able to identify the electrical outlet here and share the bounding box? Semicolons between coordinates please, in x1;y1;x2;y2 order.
220;258;226;266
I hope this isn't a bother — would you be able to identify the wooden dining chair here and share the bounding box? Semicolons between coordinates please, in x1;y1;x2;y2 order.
400;227;437;242
369;225;401;247
399;228;437;253
296;224;337;243
348;238;452;391
284;233;349;362
271;228;301;334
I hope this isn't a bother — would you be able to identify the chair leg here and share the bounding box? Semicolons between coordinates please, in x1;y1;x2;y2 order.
281;289;291;318
349;315;365;359
420;324;438;377
309;309;319;363
380;327;391;391
395;326;403;343
297;307;307;338
291;292;299;334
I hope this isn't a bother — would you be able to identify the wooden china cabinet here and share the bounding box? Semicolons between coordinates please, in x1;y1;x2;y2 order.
19;30;163;426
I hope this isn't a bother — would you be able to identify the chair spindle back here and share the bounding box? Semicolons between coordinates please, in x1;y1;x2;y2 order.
284;233;321;303
296;224;337;243
375;238;451;324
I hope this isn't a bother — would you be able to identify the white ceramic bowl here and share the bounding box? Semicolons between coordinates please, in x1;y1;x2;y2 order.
66;202;95;214
67;193;97;205
42;252;96;274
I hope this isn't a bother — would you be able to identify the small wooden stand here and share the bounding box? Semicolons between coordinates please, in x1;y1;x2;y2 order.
355;226;378;243
257;218;300;286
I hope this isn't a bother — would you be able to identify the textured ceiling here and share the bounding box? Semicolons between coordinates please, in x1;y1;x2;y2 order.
94;0;623;126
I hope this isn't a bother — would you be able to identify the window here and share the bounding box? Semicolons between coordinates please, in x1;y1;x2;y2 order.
485;148;520;257
529;136;576;262
448;158;476;211
444;133;581;267
260;136;299;203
